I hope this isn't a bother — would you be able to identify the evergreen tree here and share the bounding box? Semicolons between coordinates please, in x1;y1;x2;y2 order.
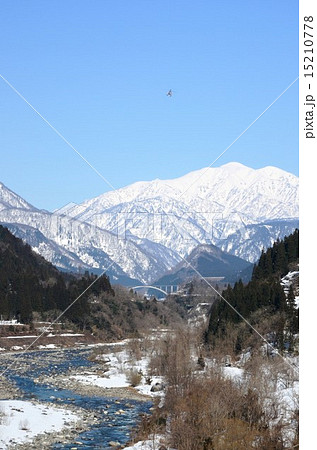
286;285;299;335
273;243;288;276
205;229;299;349
19;295;33;323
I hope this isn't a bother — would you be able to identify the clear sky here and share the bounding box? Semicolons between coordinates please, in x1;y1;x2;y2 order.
0;0;298;211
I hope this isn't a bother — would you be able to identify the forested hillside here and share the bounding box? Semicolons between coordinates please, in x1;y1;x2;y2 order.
205;229;299;353
0;225;113;324
0;225;184;339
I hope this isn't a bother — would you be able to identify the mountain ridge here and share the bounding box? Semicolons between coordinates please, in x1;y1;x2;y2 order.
62;162;298;219
62;162;298;260
155;242;253;285
0;162;298;284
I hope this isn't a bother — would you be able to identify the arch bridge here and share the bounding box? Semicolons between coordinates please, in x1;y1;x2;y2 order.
130;285;179;297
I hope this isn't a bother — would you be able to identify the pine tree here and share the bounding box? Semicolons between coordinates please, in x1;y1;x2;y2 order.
263;247;273;277
287;285;299;334
19;295;33;323
205;230;299;350
273;243;288;276
270;283;287;312
252;249;265;280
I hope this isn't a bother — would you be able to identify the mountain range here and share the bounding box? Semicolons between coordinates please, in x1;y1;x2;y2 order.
0;162;298;284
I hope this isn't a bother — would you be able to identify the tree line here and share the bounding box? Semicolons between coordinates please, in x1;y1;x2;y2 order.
0;224;113;325
205;229;299;353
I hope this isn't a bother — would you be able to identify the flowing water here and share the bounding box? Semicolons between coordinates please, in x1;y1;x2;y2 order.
0;347;152;449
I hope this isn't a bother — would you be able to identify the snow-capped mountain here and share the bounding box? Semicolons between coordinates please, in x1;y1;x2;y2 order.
63;162;298;258
0;182;35;211
63;162;298;223
215;218;299;263
0;163;298;284
0;187;180;284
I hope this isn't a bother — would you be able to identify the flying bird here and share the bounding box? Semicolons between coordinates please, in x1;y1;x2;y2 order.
166;89;173;97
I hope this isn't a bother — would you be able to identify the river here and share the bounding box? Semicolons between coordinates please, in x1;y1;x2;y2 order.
0;347;152;449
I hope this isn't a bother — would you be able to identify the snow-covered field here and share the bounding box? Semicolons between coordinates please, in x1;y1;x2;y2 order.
0;400;79;449
73;371;130;389
70;345;164;398
124;436;173;450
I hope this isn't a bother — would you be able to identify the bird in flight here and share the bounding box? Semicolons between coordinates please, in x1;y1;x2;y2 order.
166;89;173;97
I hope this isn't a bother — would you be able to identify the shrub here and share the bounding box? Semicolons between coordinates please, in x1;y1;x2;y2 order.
19;419;30;431
127;369;142;387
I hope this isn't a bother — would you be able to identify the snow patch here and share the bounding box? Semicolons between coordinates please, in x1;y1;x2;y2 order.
0;400;79;449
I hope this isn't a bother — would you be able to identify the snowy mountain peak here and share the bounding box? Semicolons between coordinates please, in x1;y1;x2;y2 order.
0;162;299;284
0;182;36;212
66;162;298;221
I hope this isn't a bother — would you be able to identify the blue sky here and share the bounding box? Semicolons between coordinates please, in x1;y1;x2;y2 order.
0;0;298;211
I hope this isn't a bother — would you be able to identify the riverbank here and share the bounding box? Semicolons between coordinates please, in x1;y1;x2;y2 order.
0;329;100;353
0;342;160;449
37;342;163;402
0;375;21;399
0;399;96;450
38;371;153;402
0;341;158;403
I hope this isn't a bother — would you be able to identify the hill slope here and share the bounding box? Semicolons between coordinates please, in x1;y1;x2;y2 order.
156;243;253;285
0;225;186;340
206;229;299;352
0;224;113;324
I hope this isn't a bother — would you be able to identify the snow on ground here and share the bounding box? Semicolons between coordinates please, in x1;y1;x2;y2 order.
70;346;164;397
280;271;299;287
294;295;299;309
281;270;299;309
71;348;130;388
86;339;129;349
124;441;156;450
222;366;244;381
60;333;84;337
0;400;79;449
135;375;163;397
4;336;38;339
73;372;129;389
37;343;58;349
123;435;171;449
4;333;84;339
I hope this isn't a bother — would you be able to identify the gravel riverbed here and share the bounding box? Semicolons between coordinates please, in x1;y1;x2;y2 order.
0;345;153;449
